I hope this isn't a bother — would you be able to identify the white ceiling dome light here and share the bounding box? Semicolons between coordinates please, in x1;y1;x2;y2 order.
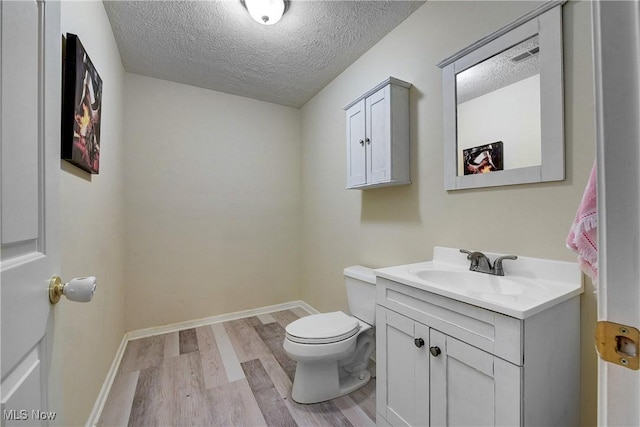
242;0;290;26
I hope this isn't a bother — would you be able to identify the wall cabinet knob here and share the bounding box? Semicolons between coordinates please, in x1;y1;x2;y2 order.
429;346;442;357
414;338;425;348
365;138;371;145
359;139;365;146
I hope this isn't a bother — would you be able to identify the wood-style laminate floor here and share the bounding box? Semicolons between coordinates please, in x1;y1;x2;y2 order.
98;308;376;426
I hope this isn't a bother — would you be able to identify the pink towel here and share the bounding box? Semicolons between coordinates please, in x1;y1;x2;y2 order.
566;162;598;284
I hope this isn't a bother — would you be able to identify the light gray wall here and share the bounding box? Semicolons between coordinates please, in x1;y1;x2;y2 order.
123;74;302;331
300;1;597;424
53;1;126;425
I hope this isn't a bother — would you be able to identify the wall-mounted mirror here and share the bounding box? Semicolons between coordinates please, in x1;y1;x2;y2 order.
438;1;565;190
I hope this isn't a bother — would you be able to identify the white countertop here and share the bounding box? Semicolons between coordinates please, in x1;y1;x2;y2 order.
374;247;584;319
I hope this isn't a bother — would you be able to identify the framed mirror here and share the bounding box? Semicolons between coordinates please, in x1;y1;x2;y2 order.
438;1;565;190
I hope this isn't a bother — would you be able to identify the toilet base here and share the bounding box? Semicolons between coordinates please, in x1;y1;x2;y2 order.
291;360;371;404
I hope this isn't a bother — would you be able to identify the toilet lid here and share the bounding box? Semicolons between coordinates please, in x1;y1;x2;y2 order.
285;311;360;344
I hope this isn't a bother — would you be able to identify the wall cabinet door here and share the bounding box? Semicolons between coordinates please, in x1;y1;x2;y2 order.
344;77;410;189
346;87;390;188
346;99;367;187
366;85;391;184
429;330;521;427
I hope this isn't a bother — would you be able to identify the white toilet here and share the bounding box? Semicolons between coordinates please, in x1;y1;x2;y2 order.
283;265;376;404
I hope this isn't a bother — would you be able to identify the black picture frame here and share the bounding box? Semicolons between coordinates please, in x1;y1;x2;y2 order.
61;33;102;174
462;141;504;175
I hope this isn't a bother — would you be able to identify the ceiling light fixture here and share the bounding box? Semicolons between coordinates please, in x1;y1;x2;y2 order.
241;0;290;26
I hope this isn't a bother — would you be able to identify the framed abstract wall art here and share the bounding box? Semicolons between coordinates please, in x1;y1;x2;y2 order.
61;33;102;174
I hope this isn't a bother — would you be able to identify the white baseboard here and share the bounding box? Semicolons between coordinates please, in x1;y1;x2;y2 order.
296;300;321;315
86;300;319;426
85;334;128;426
126;300;316;340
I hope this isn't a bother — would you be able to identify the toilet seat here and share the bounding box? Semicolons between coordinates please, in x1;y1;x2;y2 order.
286;311;360;344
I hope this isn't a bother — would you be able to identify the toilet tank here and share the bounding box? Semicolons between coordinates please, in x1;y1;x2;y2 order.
344;265;377;325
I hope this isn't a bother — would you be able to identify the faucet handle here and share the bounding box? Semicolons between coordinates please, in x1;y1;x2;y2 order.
459;249;476;266
460;249;486;270
459;249;473;258
493;255;518;276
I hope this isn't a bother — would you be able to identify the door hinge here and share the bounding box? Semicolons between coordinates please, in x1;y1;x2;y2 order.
595;321;639;370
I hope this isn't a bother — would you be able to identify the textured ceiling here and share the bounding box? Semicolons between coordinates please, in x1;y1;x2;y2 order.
103;0;425;108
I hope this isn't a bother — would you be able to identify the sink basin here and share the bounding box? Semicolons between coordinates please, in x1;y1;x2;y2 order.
412;269;539;296
374;247;584;319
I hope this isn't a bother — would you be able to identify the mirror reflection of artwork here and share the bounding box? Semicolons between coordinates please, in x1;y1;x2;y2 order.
61;33;102;174
463;142;503;175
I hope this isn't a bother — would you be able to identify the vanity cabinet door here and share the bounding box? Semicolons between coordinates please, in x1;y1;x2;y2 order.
376;307;429;427
429;330;522;426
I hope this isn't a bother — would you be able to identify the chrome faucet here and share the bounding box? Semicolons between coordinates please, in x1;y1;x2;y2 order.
460;249;517;276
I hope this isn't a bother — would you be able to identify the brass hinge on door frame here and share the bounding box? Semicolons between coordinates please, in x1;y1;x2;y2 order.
595;321;639;370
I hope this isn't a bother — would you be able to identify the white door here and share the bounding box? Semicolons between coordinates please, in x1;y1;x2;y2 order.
592;1;640;425
1;0;60;425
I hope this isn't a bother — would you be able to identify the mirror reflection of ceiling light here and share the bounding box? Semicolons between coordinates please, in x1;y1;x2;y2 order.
242;0;290;26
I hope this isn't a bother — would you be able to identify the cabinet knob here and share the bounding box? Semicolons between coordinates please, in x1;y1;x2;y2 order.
365;138;371;145
414;338;425;348
359;139;365;146
429;346;441;357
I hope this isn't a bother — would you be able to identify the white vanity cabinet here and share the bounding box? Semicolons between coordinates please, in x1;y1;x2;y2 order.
343;77;411;189
375;276;580;427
